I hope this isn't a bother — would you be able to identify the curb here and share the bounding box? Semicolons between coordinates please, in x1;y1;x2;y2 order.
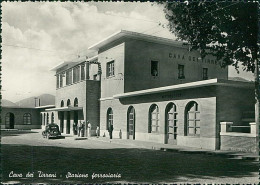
82;137;260;161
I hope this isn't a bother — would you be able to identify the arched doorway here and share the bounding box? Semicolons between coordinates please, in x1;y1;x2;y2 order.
66;112;70;134
5;113;15;129
127;106;135;140
185;101;200;136
107;108;113;130
165;103;178;144
149;104;159;133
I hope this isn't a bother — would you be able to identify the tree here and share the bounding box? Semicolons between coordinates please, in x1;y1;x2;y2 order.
161;2;259;151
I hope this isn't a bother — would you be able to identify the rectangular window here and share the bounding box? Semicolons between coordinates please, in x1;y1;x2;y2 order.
73;68;76;83
66;71;69;85
107;61;115;77
81;64;85;80
66;69;72;85
59;73;63;88
178;65;185;79
203;68;208;80
73;66;80;83
56;75;59;89
151;60;159;76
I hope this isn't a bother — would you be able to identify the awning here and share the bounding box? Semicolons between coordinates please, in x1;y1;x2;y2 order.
113;79;254;99
45;107;83;112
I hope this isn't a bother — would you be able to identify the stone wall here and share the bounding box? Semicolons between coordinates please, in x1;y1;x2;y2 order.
220;134;257;153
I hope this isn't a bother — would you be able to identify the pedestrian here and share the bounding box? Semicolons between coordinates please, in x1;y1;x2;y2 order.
78;121;81;137
87;121;91;137
119;129;122;139
73;122;77;135
108;123;113;139
81;121;85;137
96;126;100;138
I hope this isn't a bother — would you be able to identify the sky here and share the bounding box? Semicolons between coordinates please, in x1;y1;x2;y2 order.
1;2;254;102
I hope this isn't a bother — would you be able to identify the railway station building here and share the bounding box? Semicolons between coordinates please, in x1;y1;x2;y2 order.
88;30;256;151
46;30;256;152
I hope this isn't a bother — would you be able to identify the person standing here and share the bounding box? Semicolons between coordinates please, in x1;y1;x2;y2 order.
73;122;77;135
108;124;113;139
87;121;91;137
78;121;81;137
81;121;85;137
96;126;100;138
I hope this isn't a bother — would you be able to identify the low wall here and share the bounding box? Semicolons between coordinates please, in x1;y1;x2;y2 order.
220;132;257;153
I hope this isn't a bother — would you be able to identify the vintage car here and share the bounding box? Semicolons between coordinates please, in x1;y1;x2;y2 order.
42;123;61;139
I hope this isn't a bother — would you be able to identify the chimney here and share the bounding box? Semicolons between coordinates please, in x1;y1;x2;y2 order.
39;99;41;107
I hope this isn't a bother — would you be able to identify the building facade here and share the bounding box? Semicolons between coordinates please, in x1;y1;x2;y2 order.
1;106;42;129
87;30;255;151
43;56;100;135
41;30;255;152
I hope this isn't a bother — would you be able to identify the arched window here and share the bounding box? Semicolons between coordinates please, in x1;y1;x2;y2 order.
165;103;178;144
149;104;159;133
74;98;78;107
107;108;113;130
61;100;64;107
67;99;71;106
23;113;32;124
185;101;200;136
51;112;54;123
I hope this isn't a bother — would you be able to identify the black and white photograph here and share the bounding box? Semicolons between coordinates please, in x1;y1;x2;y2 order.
1;1;259;184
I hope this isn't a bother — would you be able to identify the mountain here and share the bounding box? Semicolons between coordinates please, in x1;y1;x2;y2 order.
15;94;55;108
1;99;18;107
228;77;250;82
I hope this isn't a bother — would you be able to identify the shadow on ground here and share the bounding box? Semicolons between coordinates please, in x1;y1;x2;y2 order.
1;144;258;184
1;130;38;137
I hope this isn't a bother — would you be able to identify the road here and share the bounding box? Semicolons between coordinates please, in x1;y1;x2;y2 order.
1;130;258;184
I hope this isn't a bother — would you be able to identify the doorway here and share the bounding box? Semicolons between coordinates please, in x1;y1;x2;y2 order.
127;106;135;140
74;111;78;135
60;112;64;133
66;112;70;134
165;103;177;144
5;113;15;129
